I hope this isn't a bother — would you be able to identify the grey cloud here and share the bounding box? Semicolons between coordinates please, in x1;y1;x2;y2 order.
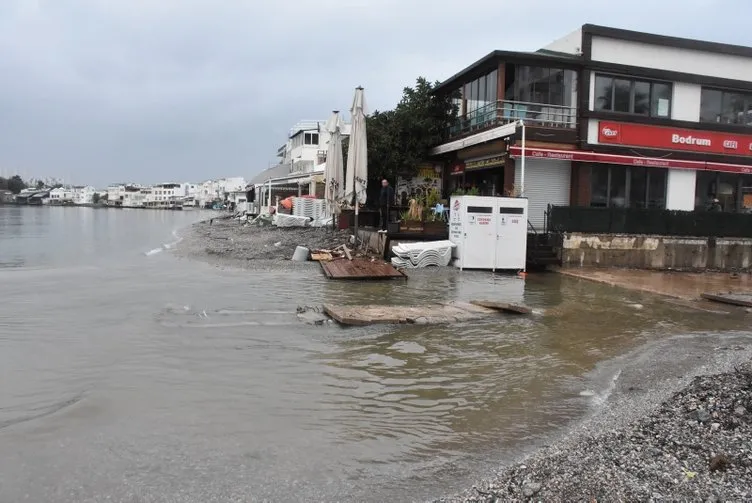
0;0;749;185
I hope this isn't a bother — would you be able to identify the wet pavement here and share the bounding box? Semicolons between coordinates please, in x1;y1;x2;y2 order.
559;268;752;301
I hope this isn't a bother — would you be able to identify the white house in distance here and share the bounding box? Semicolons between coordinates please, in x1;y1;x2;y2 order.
72;186;95;205
249;119;351;211
49;186;73;204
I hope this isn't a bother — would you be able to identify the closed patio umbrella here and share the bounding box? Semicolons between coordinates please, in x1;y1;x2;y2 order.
324;111;345;225
345;87;368;239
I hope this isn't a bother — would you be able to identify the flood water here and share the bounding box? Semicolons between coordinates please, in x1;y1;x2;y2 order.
1;205;750;502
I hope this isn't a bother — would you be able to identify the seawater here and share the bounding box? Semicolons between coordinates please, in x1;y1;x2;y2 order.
1;205;749;502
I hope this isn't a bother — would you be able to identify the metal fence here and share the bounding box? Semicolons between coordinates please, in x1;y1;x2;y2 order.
547;205;752;238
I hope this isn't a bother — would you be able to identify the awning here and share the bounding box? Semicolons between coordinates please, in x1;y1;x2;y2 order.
431;122;517;156
509;147;752;175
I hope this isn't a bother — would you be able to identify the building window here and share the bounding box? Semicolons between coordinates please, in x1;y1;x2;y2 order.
304;132;319;145
594;74;672;118
505;65;577;108
700;88;752;125
590;164;667;208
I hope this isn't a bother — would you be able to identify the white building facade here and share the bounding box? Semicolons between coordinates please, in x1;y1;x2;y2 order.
565;25;752;212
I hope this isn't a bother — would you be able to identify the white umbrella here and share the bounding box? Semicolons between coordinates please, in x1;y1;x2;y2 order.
345;87;368;238
324;111;345;221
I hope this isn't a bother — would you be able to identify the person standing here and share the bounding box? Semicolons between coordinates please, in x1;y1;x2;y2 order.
379;178;394;232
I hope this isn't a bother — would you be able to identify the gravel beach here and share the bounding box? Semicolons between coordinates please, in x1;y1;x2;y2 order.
176;216;352;266
440;336;752;503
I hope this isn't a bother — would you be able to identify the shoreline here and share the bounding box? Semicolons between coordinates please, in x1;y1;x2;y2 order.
173;222;752;501
438;333;752;502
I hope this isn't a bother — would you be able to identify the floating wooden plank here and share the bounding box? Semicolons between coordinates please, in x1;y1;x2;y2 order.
322;301;495;326
320;258;407;280
701;292;752;308
470;300;532;315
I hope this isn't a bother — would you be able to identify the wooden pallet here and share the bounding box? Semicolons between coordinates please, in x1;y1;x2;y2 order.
320;258;407;281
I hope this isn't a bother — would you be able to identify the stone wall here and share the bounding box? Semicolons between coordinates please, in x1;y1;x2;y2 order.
561;233;752;271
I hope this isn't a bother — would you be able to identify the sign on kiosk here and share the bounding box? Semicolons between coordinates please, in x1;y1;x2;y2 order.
598;121;752;157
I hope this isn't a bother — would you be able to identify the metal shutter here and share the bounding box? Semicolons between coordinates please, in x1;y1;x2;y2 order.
515;159;571;231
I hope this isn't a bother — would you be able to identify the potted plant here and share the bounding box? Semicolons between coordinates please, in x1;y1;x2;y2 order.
399;199;424;233
422;188;447;234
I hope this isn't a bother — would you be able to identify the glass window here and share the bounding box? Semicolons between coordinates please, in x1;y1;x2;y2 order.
633;81;651;115
629;167;648;208
609;166;628;207
594;75;613;111
613;79;632;113
487;69;497;104
647;169;667;209
651;83;672;118
695;171;718;210
594;73;672;117
741;175;752;212
718;173;738;211
590;166;609;207
722;92;746;125
478;75;487;109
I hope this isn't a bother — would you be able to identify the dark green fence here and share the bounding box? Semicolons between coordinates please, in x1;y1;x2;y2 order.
547;206;752;238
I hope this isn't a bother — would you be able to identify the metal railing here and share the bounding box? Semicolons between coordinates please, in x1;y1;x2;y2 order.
447;100;576;138
548;205;752;238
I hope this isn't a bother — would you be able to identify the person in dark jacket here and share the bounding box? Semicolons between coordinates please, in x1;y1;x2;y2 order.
379;179;395;231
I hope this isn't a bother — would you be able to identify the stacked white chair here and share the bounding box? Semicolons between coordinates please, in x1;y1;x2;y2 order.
292;197;326;221
390;240;456;268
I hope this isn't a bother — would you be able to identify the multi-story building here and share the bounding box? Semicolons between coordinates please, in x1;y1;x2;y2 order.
72;186;95;205
49;186;73;204
431;24;752;228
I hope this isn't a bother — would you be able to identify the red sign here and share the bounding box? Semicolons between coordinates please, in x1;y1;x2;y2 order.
450;163;465;175
598;121;752;157
508;147;752;174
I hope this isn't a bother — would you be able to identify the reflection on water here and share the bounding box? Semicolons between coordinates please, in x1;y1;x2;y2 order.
1;207;751;502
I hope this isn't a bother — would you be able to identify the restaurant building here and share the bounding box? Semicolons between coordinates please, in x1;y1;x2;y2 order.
431;24;752;228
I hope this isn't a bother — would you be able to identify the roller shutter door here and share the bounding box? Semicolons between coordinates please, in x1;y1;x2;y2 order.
515;159;571;231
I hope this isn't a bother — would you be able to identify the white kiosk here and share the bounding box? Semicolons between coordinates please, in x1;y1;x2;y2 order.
449;195;528;271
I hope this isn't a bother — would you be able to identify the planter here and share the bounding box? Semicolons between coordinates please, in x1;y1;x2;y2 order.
399;221;424;233
423;221;448;235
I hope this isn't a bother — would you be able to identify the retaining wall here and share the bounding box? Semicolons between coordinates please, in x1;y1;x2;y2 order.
561;233;752;271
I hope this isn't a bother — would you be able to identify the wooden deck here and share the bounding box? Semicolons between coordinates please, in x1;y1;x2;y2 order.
701;292;752;308
320;258;408;281
322;300;532;326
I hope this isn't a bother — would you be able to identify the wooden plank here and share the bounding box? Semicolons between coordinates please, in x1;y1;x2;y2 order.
701;292;752;308
342;245;352;261
311;252;333;262
320;258;407;280
470;300;532;315
322;301;497;326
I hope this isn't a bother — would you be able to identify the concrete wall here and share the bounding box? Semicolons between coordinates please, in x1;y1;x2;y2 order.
590;36;752;81
561;233;752;272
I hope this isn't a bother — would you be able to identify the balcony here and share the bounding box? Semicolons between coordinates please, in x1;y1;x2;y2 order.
447;100;576;139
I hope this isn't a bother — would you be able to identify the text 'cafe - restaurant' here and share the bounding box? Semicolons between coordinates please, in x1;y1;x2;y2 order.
511;120;752;213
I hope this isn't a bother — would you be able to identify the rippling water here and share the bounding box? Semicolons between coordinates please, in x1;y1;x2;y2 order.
1;206;749;502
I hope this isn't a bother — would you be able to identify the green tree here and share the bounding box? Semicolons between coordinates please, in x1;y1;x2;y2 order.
92;192;100;204
8;175;27;194
365;77;458;182
36;180;45;189
0;177;8;191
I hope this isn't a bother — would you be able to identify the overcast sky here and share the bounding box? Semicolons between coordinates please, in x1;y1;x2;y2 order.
0;0;748;186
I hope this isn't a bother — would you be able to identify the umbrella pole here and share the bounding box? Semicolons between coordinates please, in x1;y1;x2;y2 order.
354;202;359;249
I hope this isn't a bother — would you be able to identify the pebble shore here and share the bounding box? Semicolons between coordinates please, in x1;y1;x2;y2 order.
176;216;350;265
440;340;752;503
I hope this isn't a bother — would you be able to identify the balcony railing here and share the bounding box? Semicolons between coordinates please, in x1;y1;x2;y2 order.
447;100;576;139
